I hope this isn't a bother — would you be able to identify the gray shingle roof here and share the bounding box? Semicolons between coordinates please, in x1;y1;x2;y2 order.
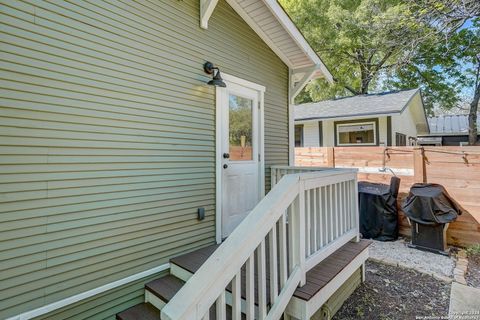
295;89;420;121
428;114;480;135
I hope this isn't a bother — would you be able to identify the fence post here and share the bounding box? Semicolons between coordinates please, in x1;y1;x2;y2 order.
326;147;335;168
413;147;427;183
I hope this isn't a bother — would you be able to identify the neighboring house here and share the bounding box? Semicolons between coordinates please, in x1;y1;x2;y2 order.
294;89;430;147
417;114;480;146
0;1;370;320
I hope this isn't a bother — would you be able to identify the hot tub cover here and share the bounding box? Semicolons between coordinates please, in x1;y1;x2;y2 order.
402;183;465;225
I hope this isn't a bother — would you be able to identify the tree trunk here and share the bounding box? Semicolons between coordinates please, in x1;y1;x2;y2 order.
468;86;479;145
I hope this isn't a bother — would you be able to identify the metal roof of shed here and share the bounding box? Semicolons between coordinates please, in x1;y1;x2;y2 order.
427;114;480;135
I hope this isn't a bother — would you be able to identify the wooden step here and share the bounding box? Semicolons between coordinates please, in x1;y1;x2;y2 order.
144;273;246;319
146;274;185;302
116;302;159;320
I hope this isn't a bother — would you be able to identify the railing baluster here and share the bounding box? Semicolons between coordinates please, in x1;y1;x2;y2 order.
287;204;294;274
232;272;241;320
345;181;348;232
344;181;349;232
269;227;278;303
216;291;226;320
305;190;311;256
340;181;344;235
318;187;324;248
334;183;339;238
279;212;287;286
312;188;318;252
246;254;255;320
329;185;333;243
350;180;353;230
257;240;267;319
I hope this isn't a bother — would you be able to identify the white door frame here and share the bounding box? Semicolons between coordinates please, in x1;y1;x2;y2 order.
215;73;266;244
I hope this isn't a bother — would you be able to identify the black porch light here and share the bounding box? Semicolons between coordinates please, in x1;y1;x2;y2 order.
203;61;226;87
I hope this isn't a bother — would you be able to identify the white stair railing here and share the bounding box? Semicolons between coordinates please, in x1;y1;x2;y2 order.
161;168;359;320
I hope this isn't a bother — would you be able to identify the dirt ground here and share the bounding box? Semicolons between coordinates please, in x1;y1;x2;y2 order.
466;255;480;288
333;260;451;320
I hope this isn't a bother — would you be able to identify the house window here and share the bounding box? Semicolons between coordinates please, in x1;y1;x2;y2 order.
295;125;304;147
336;121;376;146
396;132;407;146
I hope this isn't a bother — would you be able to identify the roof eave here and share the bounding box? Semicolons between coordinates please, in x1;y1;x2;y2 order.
295;111;402;122
226;0;333;82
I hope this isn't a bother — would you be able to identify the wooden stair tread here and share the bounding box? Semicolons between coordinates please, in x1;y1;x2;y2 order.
170;244;219;273
293;239;372;301
116;302;159;320
145;274;184;302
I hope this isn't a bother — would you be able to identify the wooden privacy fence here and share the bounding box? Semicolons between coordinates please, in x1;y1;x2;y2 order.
295;146;480;247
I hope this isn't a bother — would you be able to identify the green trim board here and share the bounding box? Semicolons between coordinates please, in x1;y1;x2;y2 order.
333;118;380;147
0;0;289;318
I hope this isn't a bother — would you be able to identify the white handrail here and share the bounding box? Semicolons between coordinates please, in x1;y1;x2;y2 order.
161;168;359;320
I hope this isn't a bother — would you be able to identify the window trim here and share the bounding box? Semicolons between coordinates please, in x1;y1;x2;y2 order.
294;124;304;147
334;118;379;146
395;132;407;146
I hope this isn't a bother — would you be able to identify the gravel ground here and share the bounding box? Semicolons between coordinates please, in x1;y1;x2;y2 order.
333;260;451;320
466;255;480;288
368;238;455;281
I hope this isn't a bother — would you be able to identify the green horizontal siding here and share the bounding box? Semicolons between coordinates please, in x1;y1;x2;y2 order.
0;0;288;318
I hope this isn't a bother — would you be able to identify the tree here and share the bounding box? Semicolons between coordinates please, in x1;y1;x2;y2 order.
280;0;437;102
389;19;480;144
281;0;480;144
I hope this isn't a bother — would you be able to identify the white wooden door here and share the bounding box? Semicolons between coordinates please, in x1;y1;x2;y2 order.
220;82;262;239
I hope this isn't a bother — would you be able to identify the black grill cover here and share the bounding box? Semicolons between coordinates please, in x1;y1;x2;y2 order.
402;183;464;225
358;182;398;241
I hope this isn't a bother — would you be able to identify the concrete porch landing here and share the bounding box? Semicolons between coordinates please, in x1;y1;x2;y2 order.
449;282;480;318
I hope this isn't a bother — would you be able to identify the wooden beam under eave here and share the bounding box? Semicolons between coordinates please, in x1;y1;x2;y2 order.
200;0;219;29
291;67;317;99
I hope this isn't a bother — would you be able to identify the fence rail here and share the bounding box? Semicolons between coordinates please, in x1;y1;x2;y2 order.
161;168;359;320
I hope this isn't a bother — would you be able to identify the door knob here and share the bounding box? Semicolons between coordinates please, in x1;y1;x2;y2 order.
223;164;228;169
223;153;230;159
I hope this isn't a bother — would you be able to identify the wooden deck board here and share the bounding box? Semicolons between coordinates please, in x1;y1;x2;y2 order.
293;240;371;301
170;240;372;304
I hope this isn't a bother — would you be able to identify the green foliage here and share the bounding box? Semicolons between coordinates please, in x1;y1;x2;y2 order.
280;0;434;103
466;243;480;257
386;18;480;114
229;96;253;146
281;0;479;119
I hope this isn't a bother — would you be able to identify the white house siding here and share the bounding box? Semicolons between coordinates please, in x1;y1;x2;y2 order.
300;116;387;147
391;108;418;145
301;121;320;147
378;116;388;146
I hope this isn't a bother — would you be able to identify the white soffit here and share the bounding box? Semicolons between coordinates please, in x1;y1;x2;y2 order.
224;0;333;82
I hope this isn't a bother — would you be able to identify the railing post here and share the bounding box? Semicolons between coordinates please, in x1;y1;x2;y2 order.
297;179;306;285
352;173;360;242
271;167;277;187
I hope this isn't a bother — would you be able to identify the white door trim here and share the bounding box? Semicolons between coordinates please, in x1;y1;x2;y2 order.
215;73;265;244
